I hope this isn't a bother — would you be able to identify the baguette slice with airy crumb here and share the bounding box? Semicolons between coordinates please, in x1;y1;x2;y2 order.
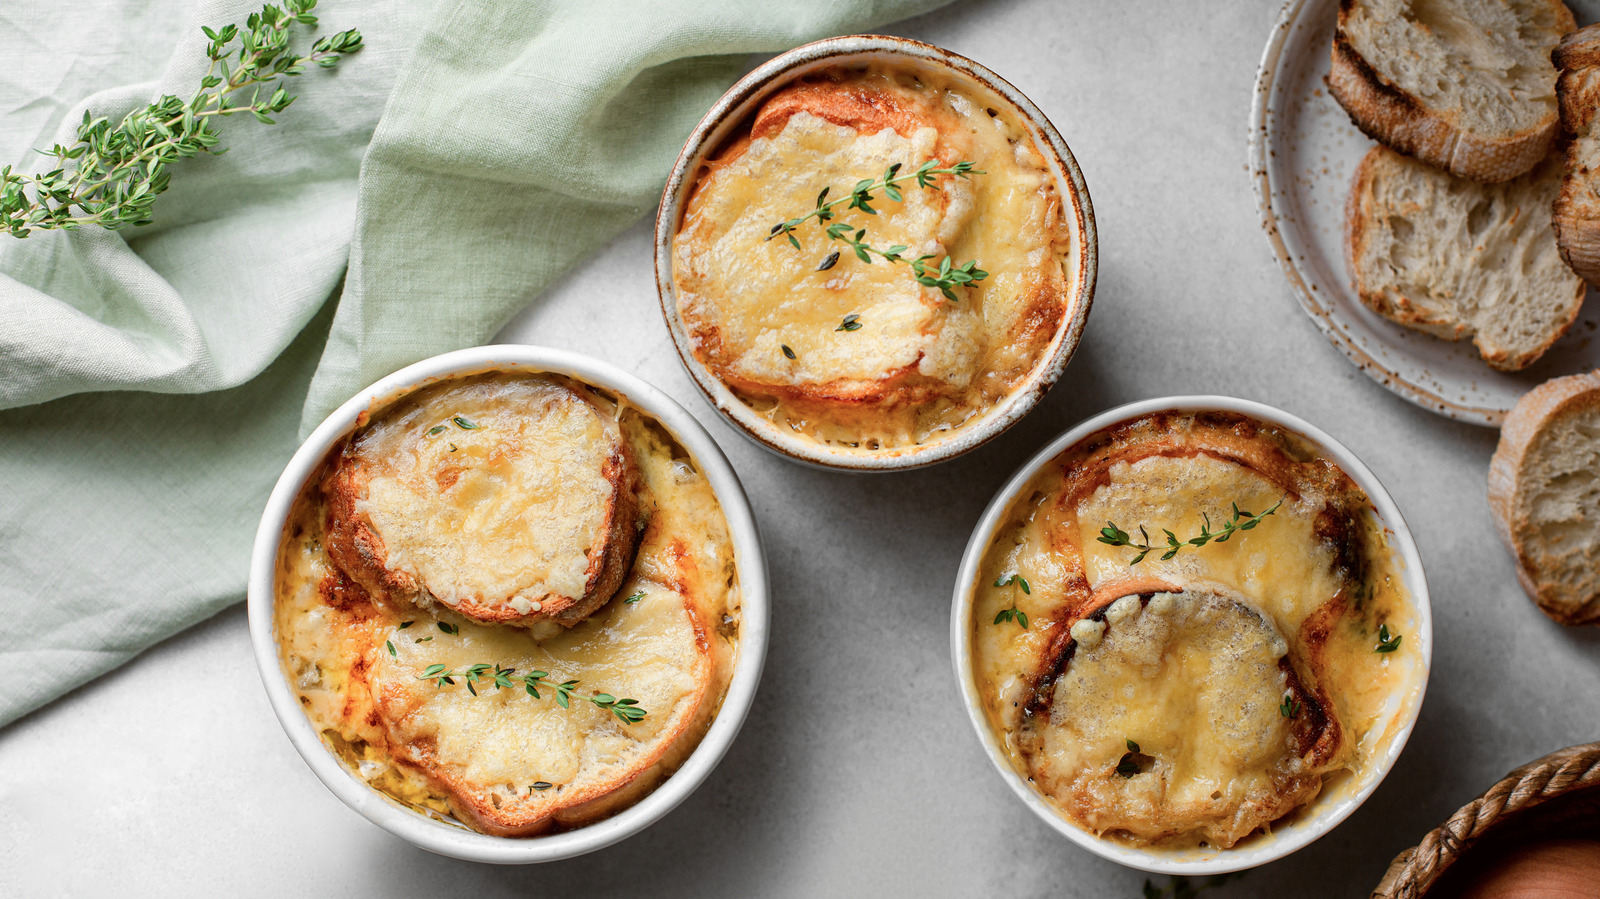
1488;370;1600;625
1346;145;1586;370
1553;24;1600;285
1330;0;1574;183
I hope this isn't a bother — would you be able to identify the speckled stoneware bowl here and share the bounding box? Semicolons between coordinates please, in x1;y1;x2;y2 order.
654;34;1097;472
247;345;769;864
951;396;1432;875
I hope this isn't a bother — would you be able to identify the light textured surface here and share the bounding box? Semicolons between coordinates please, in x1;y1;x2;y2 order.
4;0;1600;897
0;0;950;727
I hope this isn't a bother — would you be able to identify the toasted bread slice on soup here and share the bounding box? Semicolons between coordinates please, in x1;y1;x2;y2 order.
324;373;641;629
1329;0;1573;183
674;77;985;408
1346;145;1585;371
1024;413;1376;847
1019;579;1339;849
364;577;716;836
1489;370;1600;626
1553;24;1600;286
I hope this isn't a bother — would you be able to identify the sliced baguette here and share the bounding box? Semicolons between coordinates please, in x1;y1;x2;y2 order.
1330;0;1574;183
1346;145;1586;370
1553;24;1600;285
1488;370;1600;626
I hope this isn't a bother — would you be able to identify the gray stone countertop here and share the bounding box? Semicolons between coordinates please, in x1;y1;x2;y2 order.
4;1;1597;895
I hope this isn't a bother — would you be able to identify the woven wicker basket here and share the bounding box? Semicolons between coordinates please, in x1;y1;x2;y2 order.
1371;741;1600;898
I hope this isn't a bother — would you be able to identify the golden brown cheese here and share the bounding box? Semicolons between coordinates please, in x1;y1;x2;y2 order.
275;377;741;836
323;374;640;628
672;64;1072;450
970;412;1423;850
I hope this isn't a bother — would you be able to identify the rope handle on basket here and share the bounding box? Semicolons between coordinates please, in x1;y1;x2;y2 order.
1371;742;1600;899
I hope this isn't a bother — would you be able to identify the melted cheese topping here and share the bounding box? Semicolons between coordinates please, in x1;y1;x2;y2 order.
970;421;1423;852
275;380;740;834
673;64;1073;451
1022;589;1315;848
350;375;625;612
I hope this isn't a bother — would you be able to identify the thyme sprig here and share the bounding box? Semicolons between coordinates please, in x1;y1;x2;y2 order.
767;160;989;303
991;573;1031;629
1279;692;1300;719
1097;500;1284;565
418;663;647;724
1;0;361;238
1375;623;1402;654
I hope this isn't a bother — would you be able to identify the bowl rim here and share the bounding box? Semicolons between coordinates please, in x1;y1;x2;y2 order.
948;395;1433;875
246;344;770;864
653;33;1098;472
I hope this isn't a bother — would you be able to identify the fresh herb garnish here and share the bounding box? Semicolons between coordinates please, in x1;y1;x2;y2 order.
451;416;478;430
1375;623;1402;654
781;344;797;360
417;664;647;724
398;620;414;629
623;590;645;605
1116;739;1148;778
437;621;459;635
1279;692;1300;718
414;636;433;643
531;781;553;791
1098;500;1284;565
991;573;1031;628
1;1;361;238
426;425;447;436
386;639;396;658
767;160;989;303
836;313;862;332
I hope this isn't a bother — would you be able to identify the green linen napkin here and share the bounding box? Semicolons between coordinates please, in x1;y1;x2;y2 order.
0;0;951;727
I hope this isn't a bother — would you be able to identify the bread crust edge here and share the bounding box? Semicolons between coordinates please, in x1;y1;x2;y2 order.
1488;370;1600;626
1327;24;1559;184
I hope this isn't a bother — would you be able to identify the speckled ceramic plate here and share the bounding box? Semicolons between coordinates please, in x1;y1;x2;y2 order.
1250;0;1600;427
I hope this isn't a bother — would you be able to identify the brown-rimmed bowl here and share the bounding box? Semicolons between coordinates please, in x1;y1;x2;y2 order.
654;34;1096;472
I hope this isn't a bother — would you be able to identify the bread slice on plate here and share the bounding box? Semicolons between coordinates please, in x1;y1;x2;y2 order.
1345;145;1586;371
1554;24;1600;286
1488;370;1600;626
1329;0;1574;183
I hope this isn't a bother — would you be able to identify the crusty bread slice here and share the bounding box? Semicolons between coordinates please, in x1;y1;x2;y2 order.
1553;24;1600;285
1346;145;1586;370
1018;580;1338;849
1330;0;1574;183
325;373;640;629
364;577;716;836
1488;370;1600;626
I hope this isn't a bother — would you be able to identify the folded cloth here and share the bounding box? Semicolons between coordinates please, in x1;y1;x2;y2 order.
0;0;951;726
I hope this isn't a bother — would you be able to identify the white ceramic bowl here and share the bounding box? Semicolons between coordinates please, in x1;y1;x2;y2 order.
246;345;769;864
950;396;1432;875
654;34;1097;472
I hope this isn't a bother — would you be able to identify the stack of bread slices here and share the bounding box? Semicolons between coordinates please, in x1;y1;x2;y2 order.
1331;0;1600;626
1331;0;1596;371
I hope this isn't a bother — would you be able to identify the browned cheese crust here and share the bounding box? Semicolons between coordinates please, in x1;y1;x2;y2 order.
322;378;641;628
1038;411;1363;756
1018;579;1340;846
686;77;967;408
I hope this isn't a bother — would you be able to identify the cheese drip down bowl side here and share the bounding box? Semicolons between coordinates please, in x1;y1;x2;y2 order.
655;34;1097;471
246;345;769;864
950;396;1431;875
